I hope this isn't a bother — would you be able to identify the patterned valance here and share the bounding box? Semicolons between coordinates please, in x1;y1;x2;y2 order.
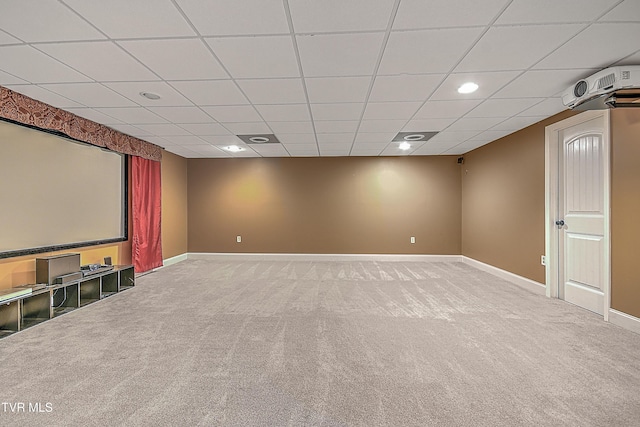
0;86;162;162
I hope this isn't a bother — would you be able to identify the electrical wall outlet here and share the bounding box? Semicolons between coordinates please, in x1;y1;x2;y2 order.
236;235;242;243
541;255;546;266
410;236;416;244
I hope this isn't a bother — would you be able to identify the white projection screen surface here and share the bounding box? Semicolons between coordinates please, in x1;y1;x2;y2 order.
0;119;126;257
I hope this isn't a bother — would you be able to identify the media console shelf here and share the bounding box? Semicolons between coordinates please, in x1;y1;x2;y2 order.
0;262;135;338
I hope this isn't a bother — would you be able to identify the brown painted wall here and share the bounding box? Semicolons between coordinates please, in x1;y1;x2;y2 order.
611;109;640;318
161;151;188;259
461;111;576;283
188;156;461;254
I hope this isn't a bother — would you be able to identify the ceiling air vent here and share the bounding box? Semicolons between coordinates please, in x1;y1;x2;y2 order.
236;134;281;144
574;80;588;97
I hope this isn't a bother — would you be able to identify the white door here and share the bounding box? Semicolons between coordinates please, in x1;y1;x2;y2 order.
545;110;610;317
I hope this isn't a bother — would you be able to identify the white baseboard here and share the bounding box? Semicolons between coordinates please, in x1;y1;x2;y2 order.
187;253;463;263
161;253;188;268
608;309;640;335
462;256;546;296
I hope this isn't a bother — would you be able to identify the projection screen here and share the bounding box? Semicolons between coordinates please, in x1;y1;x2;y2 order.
0;119;126;258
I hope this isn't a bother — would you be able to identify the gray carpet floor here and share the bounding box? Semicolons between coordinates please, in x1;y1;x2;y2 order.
1;259;639;426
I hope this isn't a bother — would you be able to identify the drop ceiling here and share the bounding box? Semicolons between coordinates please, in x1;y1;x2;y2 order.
0;0;638;158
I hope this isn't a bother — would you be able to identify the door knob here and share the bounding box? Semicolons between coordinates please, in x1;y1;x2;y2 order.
555;219;565;227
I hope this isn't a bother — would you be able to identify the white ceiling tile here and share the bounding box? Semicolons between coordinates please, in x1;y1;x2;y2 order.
5;85;83;109
379;28;483;75
414;100;482;119
601;0;640;22
380;147;414;156
170;80;248;106
352;142;389;150
199;135;244;145
534;23;640;70
284;144;319;156
394;0;510;29
363;102;422;120
0;1;105;42
250;144;289;154
315;121;359;133
358;120;406;133
358;120;407;133
0;70;26;85
96;107;168;124
0;30;20;45
179;123;231;136
119;39;228;80
289;0;395;32
491;116;546;131
614;50;640;66
465;98;543;118
316;133;355;143
36;42;158;82
255;104;311;122
105;81;193;107
147;106;214;124
65;108;123;124
297;33;384;77
310;103;364;120
455;25;584;72
277;134;317;144
354;132;396;144
108;124;151;137
236;79;307;104
176;0;290;36
468;130;514;142
403;118;456;131
40;83;137;108
207;36;299;79
427;131;482;143
0;45;91;84
135;124;192;136
317;142;352;149
430;71;521;100
163;146;198;158
268;121;314;134
163;136;208;145
221;122;272;134
519;98;565;117
143;136;172;148
369;74;444;102
350;149;383;156
411;146;447;155
497;0;620;24
319;146;351;156
494;69;597;98
306;77;371;103
202;105;263;122
447;117;506;131
65;0;195;38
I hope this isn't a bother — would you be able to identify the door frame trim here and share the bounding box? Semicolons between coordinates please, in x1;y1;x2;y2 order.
544;110;611;320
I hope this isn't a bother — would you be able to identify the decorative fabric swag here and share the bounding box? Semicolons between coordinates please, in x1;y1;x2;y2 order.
0;85;162;162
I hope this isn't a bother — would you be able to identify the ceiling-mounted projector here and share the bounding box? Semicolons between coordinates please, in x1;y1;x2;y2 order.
562;65;640;110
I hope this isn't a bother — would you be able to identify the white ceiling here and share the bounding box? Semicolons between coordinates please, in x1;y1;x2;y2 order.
0;0;639;158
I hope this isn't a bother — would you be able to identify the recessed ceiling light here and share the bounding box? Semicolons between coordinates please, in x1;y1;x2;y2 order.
237;134;281;144
223;145;245;152
457;82;479;94
399;142;411;150
249;136;270;143
140;91;161;100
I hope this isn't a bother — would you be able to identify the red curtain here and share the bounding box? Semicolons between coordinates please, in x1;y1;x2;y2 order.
132;156;163;272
